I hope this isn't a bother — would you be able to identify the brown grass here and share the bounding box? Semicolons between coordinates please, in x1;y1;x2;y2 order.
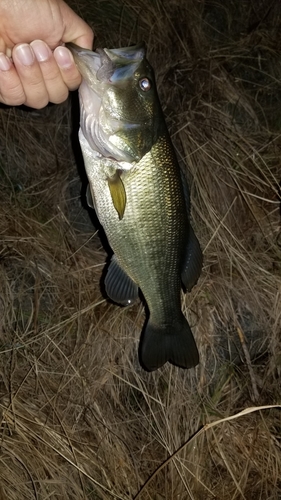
0;0;281;498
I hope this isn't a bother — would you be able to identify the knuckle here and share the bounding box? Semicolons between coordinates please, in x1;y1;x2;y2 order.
27;96;49;109
65;77;81;91
0;82;25;105
51;89;69;104
60;69;81;91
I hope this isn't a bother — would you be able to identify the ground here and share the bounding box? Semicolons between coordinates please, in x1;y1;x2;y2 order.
0;0;281;498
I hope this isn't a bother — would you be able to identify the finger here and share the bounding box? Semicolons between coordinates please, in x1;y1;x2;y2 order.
53;46;81;91
12;43;49;109
0;53;26;105
0;38;7;54
30;40;69;104
60;1;94;49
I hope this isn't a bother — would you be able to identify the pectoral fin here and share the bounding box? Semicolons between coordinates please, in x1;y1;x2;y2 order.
107;171;126;220
181;225;203;292
105;255;139;306
86;183;96;210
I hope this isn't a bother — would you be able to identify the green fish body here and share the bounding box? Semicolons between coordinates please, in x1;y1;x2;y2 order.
68;42;203;371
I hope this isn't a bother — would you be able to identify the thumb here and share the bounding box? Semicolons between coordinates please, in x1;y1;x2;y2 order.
60;1;93;49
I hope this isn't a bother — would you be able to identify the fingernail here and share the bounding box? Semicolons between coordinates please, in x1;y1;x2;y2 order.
14;44;34;66
0;53;12;71
30;40;51;62
54;46;74;69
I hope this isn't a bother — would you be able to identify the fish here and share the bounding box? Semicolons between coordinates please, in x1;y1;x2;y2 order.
67;42;203;371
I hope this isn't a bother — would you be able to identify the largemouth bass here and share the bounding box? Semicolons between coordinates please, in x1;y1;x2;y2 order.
67;42;203;371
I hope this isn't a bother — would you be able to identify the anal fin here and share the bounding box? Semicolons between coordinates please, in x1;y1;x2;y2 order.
104;255;139;306
182;224;203;292
179;168;203;292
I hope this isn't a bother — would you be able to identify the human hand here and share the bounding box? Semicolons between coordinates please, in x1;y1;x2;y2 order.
0;0;93;108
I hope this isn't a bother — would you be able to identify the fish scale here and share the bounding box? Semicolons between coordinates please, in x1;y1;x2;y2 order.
83;132;185;320
68;42;203;371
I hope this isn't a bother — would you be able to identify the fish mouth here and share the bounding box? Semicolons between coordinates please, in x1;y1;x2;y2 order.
67;42;146;86
67;43;146;162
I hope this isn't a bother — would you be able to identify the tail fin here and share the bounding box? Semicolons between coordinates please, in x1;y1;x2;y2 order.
139;314;199;371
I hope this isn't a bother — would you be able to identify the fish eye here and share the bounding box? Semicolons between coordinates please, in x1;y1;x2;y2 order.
139;77;151;92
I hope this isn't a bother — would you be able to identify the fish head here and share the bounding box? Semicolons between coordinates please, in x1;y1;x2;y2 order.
67;42;164;163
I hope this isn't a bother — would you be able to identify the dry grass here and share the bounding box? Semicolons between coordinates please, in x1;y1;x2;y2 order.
0;0;281;498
